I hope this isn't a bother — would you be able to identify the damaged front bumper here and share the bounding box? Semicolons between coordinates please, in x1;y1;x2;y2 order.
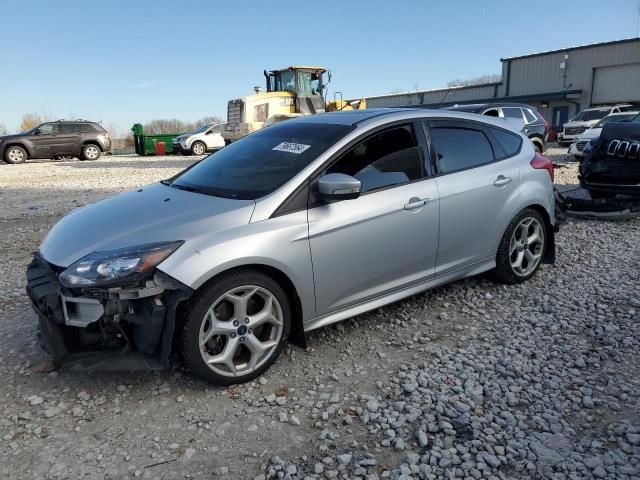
26;254;192;371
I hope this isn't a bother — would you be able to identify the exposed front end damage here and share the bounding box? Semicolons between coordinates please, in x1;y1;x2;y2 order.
26;254;192;371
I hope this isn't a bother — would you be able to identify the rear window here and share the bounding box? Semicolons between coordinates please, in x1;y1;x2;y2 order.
490;128;523;157
171;122;354;200
502;107;524;121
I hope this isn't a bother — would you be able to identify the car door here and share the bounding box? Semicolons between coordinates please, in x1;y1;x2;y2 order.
427;119;520;274
29;123;59;157
204;124;225;149
58;123;83;155
307;122;439;315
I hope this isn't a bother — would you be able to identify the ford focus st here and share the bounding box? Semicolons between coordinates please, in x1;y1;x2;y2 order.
27;109;556;385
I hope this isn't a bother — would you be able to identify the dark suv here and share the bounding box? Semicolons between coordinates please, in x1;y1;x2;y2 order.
443;103;549;152
0;120;111;164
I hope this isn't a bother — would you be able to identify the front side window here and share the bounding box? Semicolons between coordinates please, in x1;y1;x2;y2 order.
327;125;422;193
279;70;295;93
37;123;58;135
171;122;354;200
430;127;495;174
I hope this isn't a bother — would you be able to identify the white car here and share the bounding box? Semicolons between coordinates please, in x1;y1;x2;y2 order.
172;123;226;156
558;104;632;145
568;112;639;158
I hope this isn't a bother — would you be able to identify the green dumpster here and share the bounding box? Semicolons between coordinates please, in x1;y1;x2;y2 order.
131;123;185;155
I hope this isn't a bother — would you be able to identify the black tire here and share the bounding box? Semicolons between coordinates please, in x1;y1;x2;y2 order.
181;269;291;385
588;190;616;200
191;141;206;156
493;208;547;284
4;145;27;164
80;144;101;161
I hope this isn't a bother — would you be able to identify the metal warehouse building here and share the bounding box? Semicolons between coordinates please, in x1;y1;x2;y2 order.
365;38;640;129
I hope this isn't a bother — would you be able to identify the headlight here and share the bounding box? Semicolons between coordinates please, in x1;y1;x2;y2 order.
59;241;183;288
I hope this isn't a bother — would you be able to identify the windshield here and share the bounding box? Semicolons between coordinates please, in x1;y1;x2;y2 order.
593;113;638;128
170;122;354;200
571;109;609;122
191;124;212;134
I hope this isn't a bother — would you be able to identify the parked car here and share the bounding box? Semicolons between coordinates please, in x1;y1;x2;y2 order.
568;111;639;159
172;123;226;155
27;109;556;385
579;116;640;199
0;120;111;164
443;102;549;153
558;104;633;145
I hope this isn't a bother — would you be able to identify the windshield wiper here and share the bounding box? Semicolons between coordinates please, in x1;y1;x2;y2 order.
161;179;237;199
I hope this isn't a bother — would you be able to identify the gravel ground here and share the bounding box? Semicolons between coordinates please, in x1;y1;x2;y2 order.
0;148;638;480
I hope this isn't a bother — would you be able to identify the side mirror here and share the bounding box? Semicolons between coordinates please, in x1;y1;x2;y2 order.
318;173;361;202
33;128;41;135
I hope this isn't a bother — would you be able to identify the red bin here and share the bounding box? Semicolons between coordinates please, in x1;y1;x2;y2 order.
155;141;166;156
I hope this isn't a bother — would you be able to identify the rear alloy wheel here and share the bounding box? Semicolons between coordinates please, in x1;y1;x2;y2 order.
4;146;27;164
493;209;546;284
81;144;101;161
191;141;206;156
181;270;290;385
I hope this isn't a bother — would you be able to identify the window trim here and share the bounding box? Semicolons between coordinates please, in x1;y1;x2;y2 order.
272;120;431;217
424;119;505;176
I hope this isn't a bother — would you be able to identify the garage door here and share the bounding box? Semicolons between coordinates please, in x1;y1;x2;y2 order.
592;63;640;104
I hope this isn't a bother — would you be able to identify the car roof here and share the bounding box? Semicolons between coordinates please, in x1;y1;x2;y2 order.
445;102;536;112
606;111;639;116
288;108;525;132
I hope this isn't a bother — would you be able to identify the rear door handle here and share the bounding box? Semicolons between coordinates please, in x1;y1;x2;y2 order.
493;175;512;187
404;197;430;210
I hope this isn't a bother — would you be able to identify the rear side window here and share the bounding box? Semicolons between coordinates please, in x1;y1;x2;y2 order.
430;127;494;174
502;107;525;121
78;123;99;133
490;128;523;157
59;124;79;133
327;124;422;193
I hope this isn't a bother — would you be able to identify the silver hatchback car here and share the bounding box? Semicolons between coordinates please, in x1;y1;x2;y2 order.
27;109;556;384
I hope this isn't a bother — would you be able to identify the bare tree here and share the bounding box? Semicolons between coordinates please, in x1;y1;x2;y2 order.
0;121;7;136
20;113;43;132
446;74;502;88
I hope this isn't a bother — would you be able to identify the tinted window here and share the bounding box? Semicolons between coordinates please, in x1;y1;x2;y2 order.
327;125;422;193
523;109;537;123
490;128;522;157
171;122;354;200
572;109;609;122
37;123;58;134
483;108;500;117
502;107;524;120
430;127;494;173
60;124;79;134
77;123;98;133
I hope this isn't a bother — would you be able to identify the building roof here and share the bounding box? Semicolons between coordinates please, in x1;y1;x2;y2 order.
500;37;640;61
363;81;501;100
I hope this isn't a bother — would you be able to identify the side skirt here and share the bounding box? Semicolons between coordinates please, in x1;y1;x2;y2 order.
303;258;495;333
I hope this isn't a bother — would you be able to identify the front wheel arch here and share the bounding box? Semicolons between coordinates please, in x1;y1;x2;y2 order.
174;264;306;357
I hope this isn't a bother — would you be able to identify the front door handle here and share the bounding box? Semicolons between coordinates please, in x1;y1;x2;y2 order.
493;175;512;187
404;197;430;210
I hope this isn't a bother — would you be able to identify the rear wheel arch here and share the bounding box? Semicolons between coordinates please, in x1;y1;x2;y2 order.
81;140;103;151
514;203;555;264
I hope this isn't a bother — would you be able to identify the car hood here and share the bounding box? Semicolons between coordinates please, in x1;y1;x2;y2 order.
173;134;189;142
576;128;602;141
0;133;25;142
564;120;598;128
40;182;256;267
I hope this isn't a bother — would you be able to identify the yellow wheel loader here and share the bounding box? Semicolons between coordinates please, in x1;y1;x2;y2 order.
222;66;366;143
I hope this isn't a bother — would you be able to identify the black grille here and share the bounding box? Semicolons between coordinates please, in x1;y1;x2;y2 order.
565;126;586;135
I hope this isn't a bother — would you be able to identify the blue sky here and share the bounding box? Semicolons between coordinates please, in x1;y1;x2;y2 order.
1;0;639;135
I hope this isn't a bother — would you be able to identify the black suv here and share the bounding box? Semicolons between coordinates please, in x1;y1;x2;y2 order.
443;103;549;152
0;120;111;164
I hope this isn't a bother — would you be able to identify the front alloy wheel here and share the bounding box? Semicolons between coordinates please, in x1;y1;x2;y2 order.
182;270;291;385
191;142;206;155
4;146;27;164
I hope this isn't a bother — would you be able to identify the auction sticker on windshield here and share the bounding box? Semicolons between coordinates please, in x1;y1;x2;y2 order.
272;142;311;154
